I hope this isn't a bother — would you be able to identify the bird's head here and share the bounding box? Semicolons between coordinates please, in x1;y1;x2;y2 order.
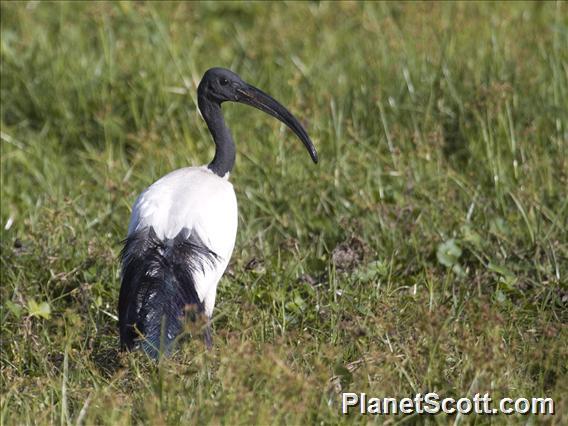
198;67;318;164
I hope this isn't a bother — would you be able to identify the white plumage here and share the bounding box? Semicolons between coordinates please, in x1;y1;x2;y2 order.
128;166;238;316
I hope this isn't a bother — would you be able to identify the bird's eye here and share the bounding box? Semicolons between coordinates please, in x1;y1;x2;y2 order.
220;78;229;86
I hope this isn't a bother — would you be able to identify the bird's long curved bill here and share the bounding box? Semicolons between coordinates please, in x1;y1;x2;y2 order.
236;84;318;163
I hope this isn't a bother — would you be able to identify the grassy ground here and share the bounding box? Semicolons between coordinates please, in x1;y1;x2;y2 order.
1;1;566;424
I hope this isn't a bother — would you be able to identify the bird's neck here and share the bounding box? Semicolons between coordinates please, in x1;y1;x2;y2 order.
199;98;236;177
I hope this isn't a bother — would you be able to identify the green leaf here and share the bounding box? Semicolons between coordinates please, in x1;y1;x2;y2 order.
461;224;483;248
488;262;515;280
5;301;23;319
94;295;103;308
488;262;517;289
490;217;510;236
452;264;466;277
334;364;353;387
437;239;462;267
27;299;51;319
354;260;389;281
285;293;306;314
495;289;507;303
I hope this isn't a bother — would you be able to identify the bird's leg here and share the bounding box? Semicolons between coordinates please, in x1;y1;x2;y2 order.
203;319;213;350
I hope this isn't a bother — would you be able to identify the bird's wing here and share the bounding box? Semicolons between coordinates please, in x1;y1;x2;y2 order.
126;166;238;314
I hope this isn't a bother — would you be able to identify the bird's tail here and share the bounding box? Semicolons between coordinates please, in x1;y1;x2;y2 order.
118;227;217;358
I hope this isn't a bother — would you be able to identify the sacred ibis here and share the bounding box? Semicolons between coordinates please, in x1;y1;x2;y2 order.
118;67;318;357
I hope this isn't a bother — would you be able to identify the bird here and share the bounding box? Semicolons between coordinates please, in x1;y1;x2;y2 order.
118;67;318;358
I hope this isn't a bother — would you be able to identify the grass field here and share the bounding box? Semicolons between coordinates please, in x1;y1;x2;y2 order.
1;1;567;424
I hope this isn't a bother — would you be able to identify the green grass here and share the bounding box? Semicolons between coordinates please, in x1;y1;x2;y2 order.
1;1;567;424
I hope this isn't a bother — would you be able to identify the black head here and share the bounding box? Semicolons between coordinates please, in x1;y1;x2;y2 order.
198;67;246;103
198;67;318;164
